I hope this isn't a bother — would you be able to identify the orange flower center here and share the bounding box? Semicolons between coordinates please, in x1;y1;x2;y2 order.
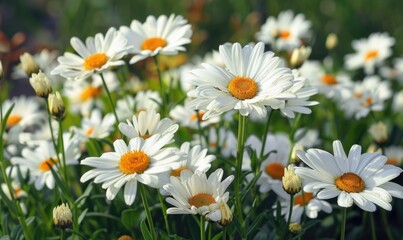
6;114;22;127
39;158;58;172
140;133;152;139
228;77;258;100
119;151;150;174
80;86;102;101
335;172;365;193
188;193;216;208
321;74;337;85
83;53;108;70
294;192;313;206
141;37;167;51
279;30;291;39
386;157;399;165
171;166;191;177
365;50;378;61
191;112;205;121
360;97;373;107
265;162;285;180
86;127;94;136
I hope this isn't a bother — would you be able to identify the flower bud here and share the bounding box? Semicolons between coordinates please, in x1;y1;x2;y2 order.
48;91;65;119
117;235;133;240
29;71;52;98
368;121;388;145
326;33;338;50
0;59;3;79
290;144;304;164
53;203;72;229
218;200;233;226
290;46;311;68
289;222;302;235
19;52;40;76
282;165;302;195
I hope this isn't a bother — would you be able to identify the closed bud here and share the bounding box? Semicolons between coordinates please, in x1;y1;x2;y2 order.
0;59;3;79
326;33;338;50
282;165;301;195
19;52;40;76
290;144;304;164
218;200;233;226
290;46;311;68
48;91;65;119
289;222;302;235
29;71;52;98
368;121;388;145
53;203;72;229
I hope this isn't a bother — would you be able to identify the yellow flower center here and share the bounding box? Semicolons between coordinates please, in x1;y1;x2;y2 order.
321;74;337;85
83;53;108;70
39;158;58;172
6;114;22;127
360;97;373;107
188;193;216;208
191;112;205;121
279;30;291;39
171;166;191;177
335;172;365;193
265;162;285;180
294;192;313;206
141;37;167;51
365;50;378;61
80;86;102;101
119;151;150;174
386;157;398;165
86;127;94;136
140;133;152;139
228;77;258;100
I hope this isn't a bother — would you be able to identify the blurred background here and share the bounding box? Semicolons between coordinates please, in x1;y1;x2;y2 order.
1;0;403;95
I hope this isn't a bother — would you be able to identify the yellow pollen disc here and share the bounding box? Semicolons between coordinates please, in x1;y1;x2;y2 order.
13;188;22;196
140;133;151;139
360;97;373;107
141;37;167;51
294;192;313;206
191;112;204;121
39;158;58;172
386;157;398;165
171;166;191;177
335;172;365;193
365;50;378;61
86;127;94;136
83;53;108;70
119;151;150;174
265;162;285;180
188;193;216;208
354;92;362;99
228;77;258;100
6;115;22;127
279;30;291;39
209;142;217;148
321;74;337;85
80;86;102;101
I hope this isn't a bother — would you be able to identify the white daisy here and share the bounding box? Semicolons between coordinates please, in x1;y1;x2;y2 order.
345;32;395;74
169;103;219;129
80;134;180;205
10;134;81;190
380;57;403;84
120;14;192;64
276;191;332;223
1;181;27;200
255;10;311;51
392;90;403;113
295;140;403;212
51;27;132;81
384;146;403;166
118;109;178;140
187;42;295;120
191;127;237;158
163;168;234;221
73;109;115;141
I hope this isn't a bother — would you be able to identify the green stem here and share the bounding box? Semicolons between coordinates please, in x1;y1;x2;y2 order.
61;229;66;240
154;56;167;116
58;119;68;183
45;100;62;170
284;194;294;239
200;215;205;240
234;113;247;238
340;207;347;240
380;209;393;240
100;73;120;128
369;212;377;240
259;111;271;162
158;191;171;237
139;184;157;240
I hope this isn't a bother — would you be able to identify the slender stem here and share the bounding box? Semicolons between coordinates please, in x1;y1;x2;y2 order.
234;114;247;238
340;207;347;240
284;194;295;239
139;184;157;240
369;213;377;240
153;56;167;116
158;191;171;237
200;215;205;240
61;229;66;240
100;73;120;127
45;100;62;169
380;209;393;240
259;111;271;162
58;119;68;183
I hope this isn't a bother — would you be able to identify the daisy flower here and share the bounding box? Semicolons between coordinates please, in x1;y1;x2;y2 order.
380;57;403;83
51;27;132;81
392;90;403;113
191;127;237;158
345;32;395;74
118;109;178;140
1;95;44;130
116;90;162;121
276;191;332;223
295;140;403;212
73;109;115;141
384;146;403;166
163;168;234;222
187;42;295;120
169;103;219;129
80;134;180;205
10;134;81;190
120;14;192;64
255;10;311;51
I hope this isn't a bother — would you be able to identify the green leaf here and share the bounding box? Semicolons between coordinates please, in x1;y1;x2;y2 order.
78;208;88;225
246;211;267;237
140;218;153;240
90;228;107;240
48;165;73;203
74;183;94;208
121;208;143;231
212;231;223;240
